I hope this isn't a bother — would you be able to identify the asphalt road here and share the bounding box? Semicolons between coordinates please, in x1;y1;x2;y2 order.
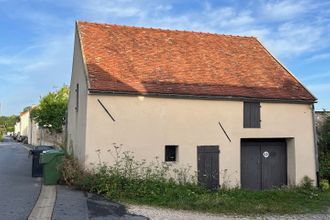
0;136;41;220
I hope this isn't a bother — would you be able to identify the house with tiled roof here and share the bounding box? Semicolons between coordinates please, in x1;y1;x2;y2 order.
67;21;318;190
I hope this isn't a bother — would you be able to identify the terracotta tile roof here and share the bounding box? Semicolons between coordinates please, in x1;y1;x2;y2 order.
77;21;316;102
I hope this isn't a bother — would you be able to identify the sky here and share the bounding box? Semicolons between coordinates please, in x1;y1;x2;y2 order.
0;0;329;116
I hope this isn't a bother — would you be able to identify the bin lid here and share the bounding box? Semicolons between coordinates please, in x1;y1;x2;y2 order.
36;145;54;149
40;149;65;164
30;146;54;154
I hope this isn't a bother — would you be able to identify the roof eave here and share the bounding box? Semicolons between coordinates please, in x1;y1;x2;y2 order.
88;89;316;104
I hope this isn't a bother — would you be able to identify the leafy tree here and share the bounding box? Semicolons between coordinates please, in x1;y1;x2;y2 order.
0;115;19;132
318;114;330;180
31;86;69;133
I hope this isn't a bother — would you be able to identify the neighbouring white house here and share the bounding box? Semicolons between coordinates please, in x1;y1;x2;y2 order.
19;110;30;137
28;118;41;146
14;121;21;135
17;107;39;145
17;107;65;147
67;21;318;190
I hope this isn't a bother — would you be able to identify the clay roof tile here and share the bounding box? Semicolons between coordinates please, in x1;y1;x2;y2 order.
77;21;316;102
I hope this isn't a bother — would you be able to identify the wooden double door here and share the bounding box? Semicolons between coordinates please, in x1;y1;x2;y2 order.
241;139;287;190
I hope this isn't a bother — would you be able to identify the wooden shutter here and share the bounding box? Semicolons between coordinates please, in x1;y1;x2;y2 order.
243;102;261;128
75;84;79;112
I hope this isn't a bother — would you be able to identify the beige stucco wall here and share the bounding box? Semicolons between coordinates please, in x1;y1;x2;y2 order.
20;111;30;137
14;122;21;134
28;119;40;145
82;95;316;187
67;30;88;164
38;128;65;147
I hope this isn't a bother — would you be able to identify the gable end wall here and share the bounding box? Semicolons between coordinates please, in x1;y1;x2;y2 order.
67;30;88;165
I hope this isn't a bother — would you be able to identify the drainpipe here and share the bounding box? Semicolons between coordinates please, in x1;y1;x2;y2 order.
312;104;319;187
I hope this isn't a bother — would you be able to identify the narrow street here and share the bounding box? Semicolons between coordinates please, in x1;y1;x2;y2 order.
0;137;146;220
0;136;41;220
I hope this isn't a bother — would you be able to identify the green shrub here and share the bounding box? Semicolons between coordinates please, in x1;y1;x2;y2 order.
300;176;314;189
318;114;330;180
319;153;330;180
320;179;329;191
31;86;68;133
61;146;330;214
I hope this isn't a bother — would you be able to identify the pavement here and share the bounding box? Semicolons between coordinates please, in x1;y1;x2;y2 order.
53;185;147;220
0;136;147;220
0;136;41;220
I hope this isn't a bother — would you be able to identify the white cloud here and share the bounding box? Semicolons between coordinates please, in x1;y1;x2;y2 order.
261;0;310;21
74;1;255;32
85;3;144;18
308;83;330;92
303;71;330;82
235;28;270;38
261;22;325;57
0;31;73;115
0;44;45;66
22;61;54;72
2;4;66;29
78;0;173;22
155;5;172;12
205;7;255;27
306;53;330;62
0;33;73;86
0;73;29;83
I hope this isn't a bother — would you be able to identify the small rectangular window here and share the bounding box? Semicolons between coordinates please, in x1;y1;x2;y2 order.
165;145;178;162
75;84;79;112
243;101;261;128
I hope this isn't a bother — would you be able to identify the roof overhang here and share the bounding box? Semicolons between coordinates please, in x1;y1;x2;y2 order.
88;89;316;104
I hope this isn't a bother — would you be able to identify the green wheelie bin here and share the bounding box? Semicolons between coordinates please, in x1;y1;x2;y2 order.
40;149;65;185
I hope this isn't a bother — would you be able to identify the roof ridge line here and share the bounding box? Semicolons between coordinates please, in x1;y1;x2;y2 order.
77;20;256;39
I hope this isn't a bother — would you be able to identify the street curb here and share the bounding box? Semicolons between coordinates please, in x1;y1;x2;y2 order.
21;144;32;151
19;141;56;220
28;185;56;220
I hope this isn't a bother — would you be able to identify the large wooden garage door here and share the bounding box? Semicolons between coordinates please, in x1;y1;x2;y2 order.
241;139;287;190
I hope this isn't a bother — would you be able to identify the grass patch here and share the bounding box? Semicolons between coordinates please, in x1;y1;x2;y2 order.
86;178;330;214
61;148;330;215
